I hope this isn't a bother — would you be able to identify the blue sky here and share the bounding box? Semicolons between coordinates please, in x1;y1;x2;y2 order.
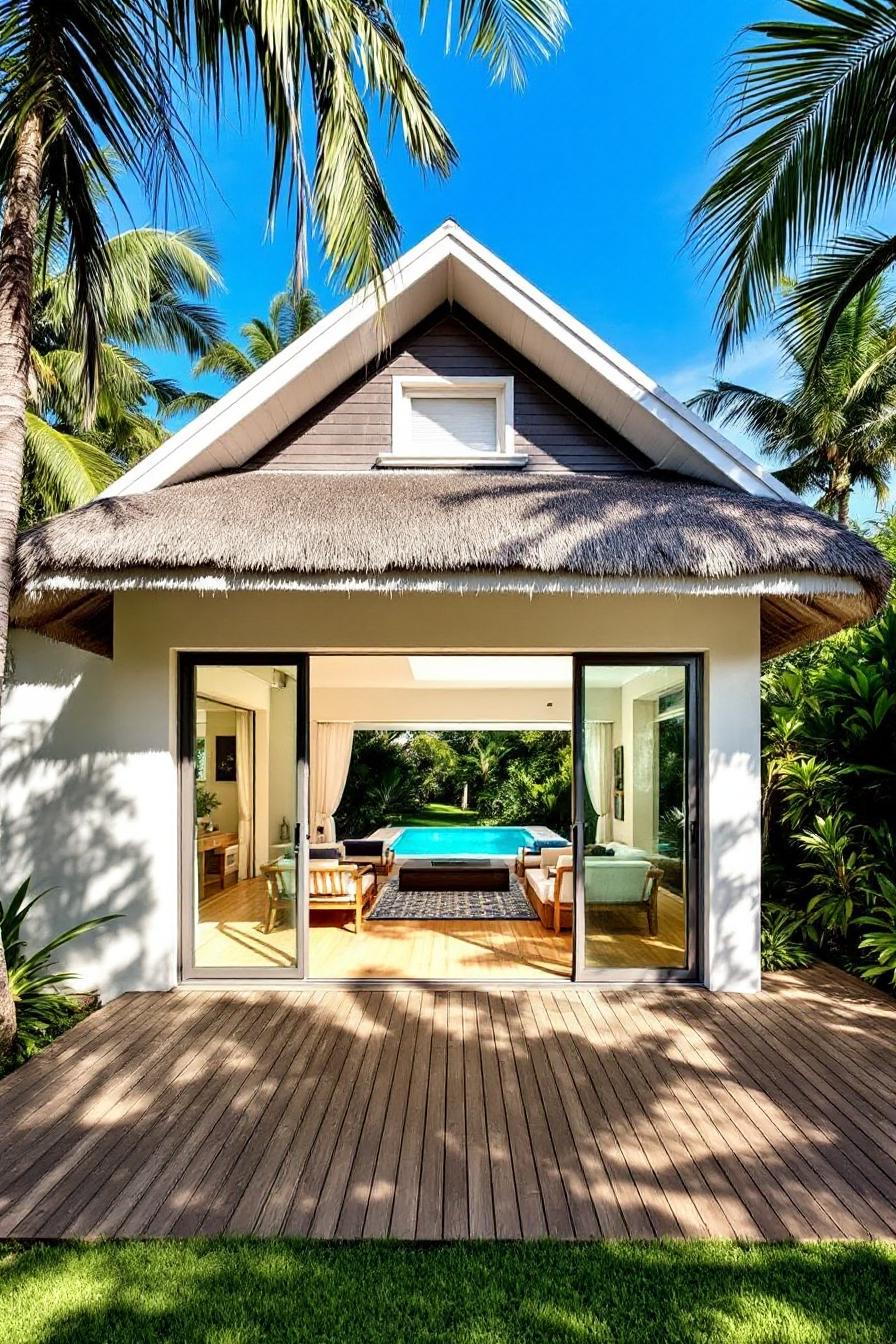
120;0;882;524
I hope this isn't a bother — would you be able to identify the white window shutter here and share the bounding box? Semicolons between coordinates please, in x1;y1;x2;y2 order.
409;397;498;455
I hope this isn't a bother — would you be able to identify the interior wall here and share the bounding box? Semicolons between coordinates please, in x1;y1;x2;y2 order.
0;588;762;995
268;679;297;860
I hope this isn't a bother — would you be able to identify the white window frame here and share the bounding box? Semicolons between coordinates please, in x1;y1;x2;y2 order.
379;374;526;467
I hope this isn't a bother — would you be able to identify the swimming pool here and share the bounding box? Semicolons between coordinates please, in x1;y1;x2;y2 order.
391;826;567;857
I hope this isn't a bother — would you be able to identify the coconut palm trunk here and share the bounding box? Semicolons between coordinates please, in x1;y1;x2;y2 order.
0;111;42;700
0;111;43;1053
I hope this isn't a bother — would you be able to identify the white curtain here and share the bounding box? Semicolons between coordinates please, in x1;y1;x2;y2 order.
235;710;253;879
584;721;614;843
311;721;354;843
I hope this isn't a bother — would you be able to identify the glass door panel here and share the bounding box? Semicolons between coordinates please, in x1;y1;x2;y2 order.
574;657;700;981
182;658;305;976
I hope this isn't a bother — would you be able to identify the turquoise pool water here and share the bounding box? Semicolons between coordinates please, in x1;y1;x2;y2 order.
391;826;566;857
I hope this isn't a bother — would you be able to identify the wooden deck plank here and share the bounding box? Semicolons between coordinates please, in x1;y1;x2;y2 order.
501;994;575;1238
158;995;305;1237
362;993;424;1238
594;992;751;1239
224;992;358;1236
558;993;683;1238
441;992;468;1239
672;993;896;1238
463;992;496;1239
51;995;267;1239
691;994;896;1232
488;994;546;1238
0;993;216;1235
475;995;521;1240
391;992;437;1238
267;991;375;1236
192;993;332;1238
540;992;647;1239
2;969;896;1243
619;994;797;1241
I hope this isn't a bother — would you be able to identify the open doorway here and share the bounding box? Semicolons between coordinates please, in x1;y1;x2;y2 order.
187;661;300;974
307;655;574;980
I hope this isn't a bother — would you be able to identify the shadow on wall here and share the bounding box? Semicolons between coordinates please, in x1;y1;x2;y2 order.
705;765;762;993
0;632;166;999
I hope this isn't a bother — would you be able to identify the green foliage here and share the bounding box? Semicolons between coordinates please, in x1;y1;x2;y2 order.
689;0;896;362
22;221;223;526
761;905;813;972
762;513;896;983
0;878;115;1063
194;784;220;821
335;729;571;837
689;279;896;524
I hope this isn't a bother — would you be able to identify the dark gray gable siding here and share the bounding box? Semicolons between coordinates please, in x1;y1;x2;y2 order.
242;309;650;474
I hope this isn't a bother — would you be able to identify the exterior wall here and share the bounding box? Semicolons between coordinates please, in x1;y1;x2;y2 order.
0;589;762;996
243;316;645;474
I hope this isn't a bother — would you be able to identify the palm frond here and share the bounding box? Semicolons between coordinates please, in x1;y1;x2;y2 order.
193;340;256;386
689;0;896;359
435;0;569;89
23;411;119;513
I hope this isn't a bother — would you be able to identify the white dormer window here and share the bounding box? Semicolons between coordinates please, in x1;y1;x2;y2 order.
379;375;525;467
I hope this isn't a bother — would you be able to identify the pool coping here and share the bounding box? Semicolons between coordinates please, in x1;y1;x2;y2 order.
367;823;566;860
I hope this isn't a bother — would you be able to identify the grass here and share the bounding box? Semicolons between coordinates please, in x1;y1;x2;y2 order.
1;1240;895;1343
394;802;480;827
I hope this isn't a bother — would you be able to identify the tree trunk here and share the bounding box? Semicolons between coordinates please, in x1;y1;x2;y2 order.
836;491;850;527
0;109;44;1055
0;938;14;1058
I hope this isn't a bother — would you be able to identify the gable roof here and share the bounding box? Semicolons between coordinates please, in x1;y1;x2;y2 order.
101;220;798;501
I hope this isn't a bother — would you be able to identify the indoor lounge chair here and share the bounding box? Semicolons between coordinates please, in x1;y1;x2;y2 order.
584;858;662;935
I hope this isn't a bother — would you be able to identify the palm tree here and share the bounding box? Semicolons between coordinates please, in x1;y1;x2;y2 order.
0;1;568;1054
690;1;896;362
24;225;222;525
689;282;896;526
188;286;323;407
0;0;567;677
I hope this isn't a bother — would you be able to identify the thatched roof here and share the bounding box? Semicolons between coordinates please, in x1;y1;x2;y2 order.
12;470;892;658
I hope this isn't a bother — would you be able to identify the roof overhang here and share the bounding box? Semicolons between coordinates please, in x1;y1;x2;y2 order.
100;221;799;502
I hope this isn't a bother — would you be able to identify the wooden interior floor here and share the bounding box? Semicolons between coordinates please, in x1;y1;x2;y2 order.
2;964;896;1241
196;878;684;979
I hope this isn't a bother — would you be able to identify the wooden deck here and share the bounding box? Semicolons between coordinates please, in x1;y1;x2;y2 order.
1;964;896;1241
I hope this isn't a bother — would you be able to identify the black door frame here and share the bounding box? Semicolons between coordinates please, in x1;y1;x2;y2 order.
178;652;309;980
572;653;704;984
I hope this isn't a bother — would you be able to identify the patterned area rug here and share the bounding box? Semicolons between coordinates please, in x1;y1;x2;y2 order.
370;875;537;921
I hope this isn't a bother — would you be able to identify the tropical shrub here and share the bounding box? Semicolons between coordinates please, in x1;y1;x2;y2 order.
335;729;572;837
762;513;896;982
0;878;116;1070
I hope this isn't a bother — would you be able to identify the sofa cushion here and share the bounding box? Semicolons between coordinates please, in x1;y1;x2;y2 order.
342;839;385;860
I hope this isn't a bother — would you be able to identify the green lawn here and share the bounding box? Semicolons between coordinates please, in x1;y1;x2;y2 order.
394;802;480;826
2;1240;895;1344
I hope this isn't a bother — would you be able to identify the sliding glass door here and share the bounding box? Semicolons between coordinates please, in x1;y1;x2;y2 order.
179;654;308;979
572;656;701;982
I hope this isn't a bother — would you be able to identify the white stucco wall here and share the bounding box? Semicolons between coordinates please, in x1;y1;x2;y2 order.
0;589;762;995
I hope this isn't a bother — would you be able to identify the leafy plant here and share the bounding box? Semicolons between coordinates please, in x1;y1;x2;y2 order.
761;905;814;972
858;875;896;984
0;878;116;1059
761;513;896;983
195;784;220;821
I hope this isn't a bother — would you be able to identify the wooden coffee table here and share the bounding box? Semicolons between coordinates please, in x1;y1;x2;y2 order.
398;858;510;892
